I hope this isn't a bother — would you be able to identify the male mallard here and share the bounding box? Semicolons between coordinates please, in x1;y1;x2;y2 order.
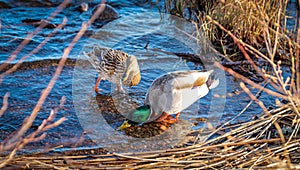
84;45;141;92
119;70;219;129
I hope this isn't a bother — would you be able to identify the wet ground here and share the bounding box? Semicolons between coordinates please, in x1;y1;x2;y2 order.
0;0;294;153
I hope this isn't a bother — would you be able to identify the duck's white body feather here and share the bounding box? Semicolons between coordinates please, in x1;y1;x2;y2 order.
145;70;218;122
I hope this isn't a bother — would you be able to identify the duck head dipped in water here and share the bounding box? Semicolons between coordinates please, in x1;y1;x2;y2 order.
119;70;219;130
84;45;141;93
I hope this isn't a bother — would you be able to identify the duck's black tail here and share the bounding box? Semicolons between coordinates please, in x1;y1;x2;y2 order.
206;71;219;89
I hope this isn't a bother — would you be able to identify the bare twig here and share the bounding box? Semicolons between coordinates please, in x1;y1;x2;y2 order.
0;95;67;167
240;82;286;144
0;17;67;84
205;15;285;94
0;92;9;117
296;23;300;96
240;82;291;166
0;102;68;168
197;80;269;143
0;1;106;168
214;62;288;100
4;0;106;150
0;0;71;72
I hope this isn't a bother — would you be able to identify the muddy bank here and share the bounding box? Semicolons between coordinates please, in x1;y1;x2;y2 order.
0;58;77;72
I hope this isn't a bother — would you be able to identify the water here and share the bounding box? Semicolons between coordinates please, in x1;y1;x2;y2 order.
0;0;289;153
0;0;162;63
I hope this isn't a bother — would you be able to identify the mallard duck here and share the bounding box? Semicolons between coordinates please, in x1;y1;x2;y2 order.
119;70;219;129
84;45;141;92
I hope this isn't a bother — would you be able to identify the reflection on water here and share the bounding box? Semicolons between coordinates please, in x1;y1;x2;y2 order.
96;92;183;138
95;92;138;128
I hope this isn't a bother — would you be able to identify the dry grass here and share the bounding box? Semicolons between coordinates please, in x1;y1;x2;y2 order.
0;104;299;169
166;0;299;106
165;0;299;62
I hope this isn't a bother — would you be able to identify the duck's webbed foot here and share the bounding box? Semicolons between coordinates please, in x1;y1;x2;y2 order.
162;112;180;124
155;112;170;122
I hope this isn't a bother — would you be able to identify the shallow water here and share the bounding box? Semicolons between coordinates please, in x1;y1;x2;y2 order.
0;0;292;153
0;0;162;63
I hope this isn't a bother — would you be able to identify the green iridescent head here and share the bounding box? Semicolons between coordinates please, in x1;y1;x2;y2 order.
118;105;151;130
127;105;151;123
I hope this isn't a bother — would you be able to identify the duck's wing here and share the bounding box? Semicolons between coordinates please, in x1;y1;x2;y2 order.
101;49;128;77
146;70;213;101
84;46;130;78
83;45;108;71
147;70;212;93
168;70;213;90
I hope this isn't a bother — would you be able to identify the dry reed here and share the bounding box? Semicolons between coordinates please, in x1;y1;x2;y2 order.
0;104;298;169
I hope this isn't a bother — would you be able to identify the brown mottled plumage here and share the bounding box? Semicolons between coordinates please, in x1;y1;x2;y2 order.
84;45;141;92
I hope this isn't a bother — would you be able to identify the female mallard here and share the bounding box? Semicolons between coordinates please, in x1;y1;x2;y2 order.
119;70;219;129
84;45;141;92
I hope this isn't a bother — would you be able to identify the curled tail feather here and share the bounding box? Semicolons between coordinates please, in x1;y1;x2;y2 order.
206;70;219;89
208;78;219;89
